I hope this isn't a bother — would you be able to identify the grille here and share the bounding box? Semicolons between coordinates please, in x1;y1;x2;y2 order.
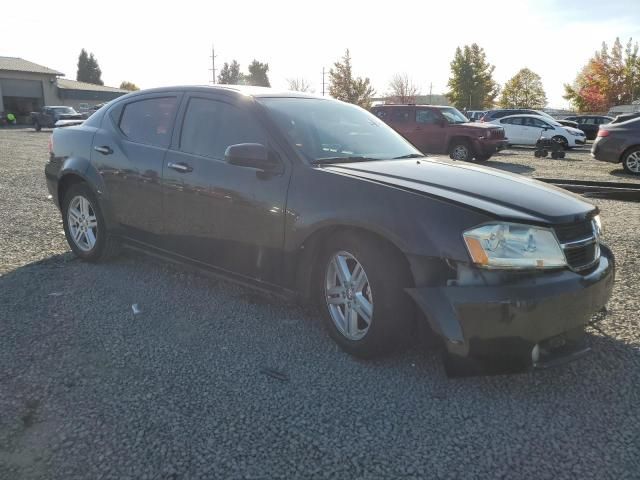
554;221;593;243
490;128;505;139
553;221;599;271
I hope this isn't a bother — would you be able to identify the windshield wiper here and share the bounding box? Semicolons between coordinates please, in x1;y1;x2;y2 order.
311;156;379;165
392;153;424;159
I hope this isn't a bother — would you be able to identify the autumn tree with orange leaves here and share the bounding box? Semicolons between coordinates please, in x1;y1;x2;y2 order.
564;37;640;112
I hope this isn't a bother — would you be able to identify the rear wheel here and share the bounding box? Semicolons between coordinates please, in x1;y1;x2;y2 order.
317;232;415;358
62;183;120;261
449;139;472;161
622;147;640;175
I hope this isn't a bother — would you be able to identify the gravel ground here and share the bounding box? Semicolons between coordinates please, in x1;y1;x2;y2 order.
1;128;639;479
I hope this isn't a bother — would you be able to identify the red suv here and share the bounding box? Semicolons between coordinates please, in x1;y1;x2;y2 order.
371;105;506;162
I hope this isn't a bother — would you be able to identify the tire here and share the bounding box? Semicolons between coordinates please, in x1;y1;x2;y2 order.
61;183;120;262
449;139;472;161
534;150;542;158
34;121;41;132
552;135;568;149
622;147;640;175
316;231;415;358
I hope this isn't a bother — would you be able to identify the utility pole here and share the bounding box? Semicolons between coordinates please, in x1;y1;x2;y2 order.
209;44;217;84
322;67;326;96
429;82;432;104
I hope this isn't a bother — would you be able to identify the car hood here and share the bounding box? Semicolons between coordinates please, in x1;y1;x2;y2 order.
565;126;585;135
455;122;501;132
322;158;595;224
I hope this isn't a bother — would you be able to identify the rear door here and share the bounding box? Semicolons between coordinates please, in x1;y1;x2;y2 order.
92;93;181;245
499;117;524;143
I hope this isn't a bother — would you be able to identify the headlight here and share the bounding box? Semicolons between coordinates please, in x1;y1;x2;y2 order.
569;130;584;136
463;223;566;269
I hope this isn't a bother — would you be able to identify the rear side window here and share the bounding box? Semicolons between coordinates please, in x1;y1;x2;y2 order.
118;97;178;147
390;109;411;123
416;110;439;124
179;97;266;159
501;117;523;125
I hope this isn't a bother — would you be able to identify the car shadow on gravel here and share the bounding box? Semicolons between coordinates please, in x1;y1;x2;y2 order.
609;169;640;181
485;161;535;174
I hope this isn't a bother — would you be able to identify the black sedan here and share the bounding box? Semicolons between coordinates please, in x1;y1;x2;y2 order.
45;86;614;372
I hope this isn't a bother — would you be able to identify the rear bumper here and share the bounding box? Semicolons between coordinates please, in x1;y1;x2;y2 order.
591;137;622;163
406;245;615;367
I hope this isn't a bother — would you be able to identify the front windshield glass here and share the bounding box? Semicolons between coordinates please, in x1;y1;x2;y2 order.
440;107;469;124
258;98;421;162
52;107;77;114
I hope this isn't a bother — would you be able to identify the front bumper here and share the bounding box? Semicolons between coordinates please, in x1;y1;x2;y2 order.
407;245;615;368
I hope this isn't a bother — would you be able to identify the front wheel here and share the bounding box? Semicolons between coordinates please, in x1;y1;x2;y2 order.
62;183;120;261
34;121;41;131
622;147;640;175
449;140;472;161
552;135;568;149
317;232;415;358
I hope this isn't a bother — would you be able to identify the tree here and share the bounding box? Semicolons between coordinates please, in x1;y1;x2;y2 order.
119;81;140;91
217;60;243;84
446;44;498;109
245;60;270;87
387;73;420;104
564;37;640;112
287;77;313;92
499;68;547;108
76;49;103;85
329;49;375;109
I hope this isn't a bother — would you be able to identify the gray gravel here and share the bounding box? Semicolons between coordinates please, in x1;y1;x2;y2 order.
1;128;639;479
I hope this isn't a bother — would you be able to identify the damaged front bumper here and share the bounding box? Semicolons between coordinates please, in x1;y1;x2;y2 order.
407;245;615;370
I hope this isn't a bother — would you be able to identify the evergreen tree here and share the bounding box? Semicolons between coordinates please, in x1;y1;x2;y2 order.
329;49;375;109
217;60;243;84
446;44;498;109
245;60;270;87
77;49;103;85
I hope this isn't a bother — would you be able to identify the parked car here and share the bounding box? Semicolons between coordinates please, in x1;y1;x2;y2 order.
45;86;614;371
371;104;506;162
556;119;579;129
563;115;613;140
610;112;640;124
480;108;557;123
465;110;486;122
30;106;84;131
591;117;640;174
490;114;586;148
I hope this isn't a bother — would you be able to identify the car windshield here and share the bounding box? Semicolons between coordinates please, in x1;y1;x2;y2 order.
52;107;77;114
440;107;469;124
258;97;421;163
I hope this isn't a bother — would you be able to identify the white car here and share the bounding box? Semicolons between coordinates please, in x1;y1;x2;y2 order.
490;114;586;148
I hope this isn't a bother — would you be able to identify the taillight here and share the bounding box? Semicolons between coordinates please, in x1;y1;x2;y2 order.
597;129;610;137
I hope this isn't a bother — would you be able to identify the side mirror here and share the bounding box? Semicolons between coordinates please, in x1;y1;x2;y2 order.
225;143;278;171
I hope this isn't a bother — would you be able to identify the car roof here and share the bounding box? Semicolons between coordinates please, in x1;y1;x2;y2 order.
117;84;322;100
374;104;451;109
498;114;555;120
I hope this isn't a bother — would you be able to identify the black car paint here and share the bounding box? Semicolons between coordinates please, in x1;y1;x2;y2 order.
45;85;614;366
564;115;613;140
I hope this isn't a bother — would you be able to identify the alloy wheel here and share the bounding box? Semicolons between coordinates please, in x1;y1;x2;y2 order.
625;151;640;173
67;195;98;252
324;251;373;341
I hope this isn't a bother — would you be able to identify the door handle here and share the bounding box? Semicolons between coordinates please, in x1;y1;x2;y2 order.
94;145;113;155
167;161;193;173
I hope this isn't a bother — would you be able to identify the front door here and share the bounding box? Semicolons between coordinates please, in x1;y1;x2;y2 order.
92;94;180;245
412;108;446;153
162;94;290;284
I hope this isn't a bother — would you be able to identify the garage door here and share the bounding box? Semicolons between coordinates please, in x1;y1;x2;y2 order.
0;78;43;98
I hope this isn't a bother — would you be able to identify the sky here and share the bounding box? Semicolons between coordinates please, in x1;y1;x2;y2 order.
3;0;639;108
